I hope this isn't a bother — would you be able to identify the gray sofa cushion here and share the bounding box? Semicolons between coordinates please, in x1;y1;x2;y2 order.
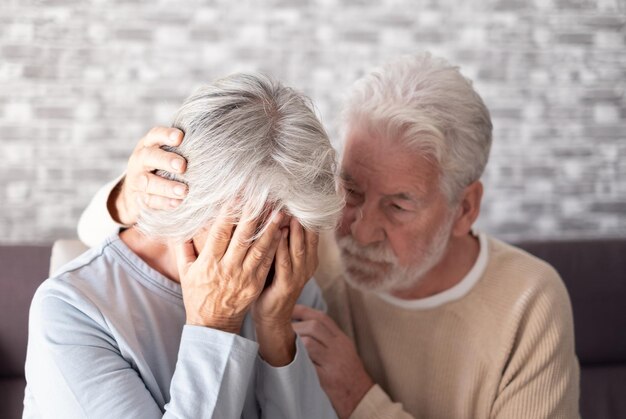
518;239;626;364
0;245;51;419
0;245;51;378
518;239;626;419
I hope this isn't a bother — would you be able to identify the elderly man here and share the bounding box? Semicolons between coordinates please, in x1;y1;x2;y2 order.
24;73;343;418
78;53;579;418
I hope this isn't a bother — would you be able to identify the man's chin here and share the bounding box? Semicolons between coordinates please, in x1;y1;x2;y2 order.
343;269;388;292
341;258;431;294
342;263;399;293
337;241;428;293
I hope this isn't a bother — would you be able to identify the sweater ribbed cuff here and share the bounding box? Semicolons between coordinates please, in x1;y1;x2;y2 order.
350;384;403;419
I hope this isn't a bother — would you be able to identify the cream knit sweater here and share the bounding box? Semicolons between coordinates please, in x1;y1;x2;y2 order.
315;233;580;419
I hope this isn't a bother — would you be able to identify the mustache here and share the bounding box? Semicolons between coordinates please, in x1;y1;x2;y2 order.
336;235;397;264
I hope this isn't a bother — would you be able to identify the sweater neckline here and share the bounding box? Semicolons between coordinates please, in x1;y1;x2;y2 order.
375;230;489;310
107;233;184;301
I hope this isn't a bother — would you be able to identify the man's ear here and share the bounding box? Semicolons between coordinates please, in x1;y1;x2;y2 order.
451;181;483;237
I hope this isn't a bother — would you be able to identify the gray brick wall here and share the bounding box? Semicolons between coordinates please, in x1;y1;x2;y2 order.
1;0;625;244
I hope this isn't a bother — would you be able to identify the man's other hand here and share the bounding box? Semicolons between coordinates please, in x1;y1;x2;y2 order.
110;126;188;225
292;304;375;419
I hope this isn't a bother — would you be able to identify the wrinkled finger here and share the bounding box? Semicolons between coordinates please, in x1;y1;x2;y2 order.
223;205;262;264
272;227;292;284
139;146;187;174
202;204;236;260
135;172;187;199
292;319;334;345
292;304;315;321
298;335;326;363
142;193;184;210
288;218;306;273
240;211;283;273
255;227;285;284
142;126;184;148
304;227;319;254
174;240;197;278
292;304;340;335
304;228;319;276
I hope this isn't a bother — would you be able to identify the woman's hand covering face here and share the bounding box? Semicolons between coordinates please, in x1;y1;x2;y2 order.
174;205;284;334
251;217;320;366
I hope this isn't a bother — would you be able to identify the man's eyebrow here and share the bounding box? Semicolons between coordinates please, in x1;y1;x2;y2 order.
339;172;359;188
387;192;419;202
339;172;353;182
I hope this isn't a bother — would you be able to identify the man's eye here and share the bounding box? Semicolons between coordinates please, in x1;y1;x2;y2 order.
391;203;407;212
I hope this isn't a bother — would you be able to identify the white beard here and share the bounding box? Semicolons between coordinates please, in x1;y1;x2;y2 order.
337;216;454;294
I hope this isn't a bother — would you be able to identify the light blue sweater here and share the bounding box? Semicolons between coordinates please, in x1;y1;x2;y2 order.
24;234;337;418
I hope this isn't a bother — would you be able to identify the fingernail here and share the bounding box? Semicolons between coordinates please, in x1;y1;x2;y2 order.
169;131;180;144
173;185;186;196
171;159;183;172
169;199;181;208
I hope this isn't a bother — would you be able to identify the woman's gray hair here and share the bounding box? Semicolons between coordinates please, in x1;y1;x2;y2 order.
137;73;344;242
341;52;493;204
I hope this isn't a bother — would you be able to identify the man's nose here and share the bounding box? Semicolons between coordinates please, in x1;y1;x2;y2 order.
350;204;385;246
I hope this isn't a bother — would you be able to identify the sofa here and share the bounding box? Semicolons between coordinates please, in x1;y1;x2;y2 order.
1;238;625;418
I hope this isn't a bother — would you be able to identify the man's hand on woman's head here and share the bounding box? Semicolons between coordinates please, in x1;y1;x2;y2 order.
110;126;188;225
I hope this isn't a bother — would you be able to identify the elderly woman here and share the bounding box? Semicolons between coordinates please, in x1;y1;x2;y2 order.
24;73;343;418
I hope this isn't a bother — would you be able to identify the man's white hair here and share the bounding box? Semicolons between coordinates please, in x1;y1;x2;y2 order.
341;52;493;203
138;73;344;242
